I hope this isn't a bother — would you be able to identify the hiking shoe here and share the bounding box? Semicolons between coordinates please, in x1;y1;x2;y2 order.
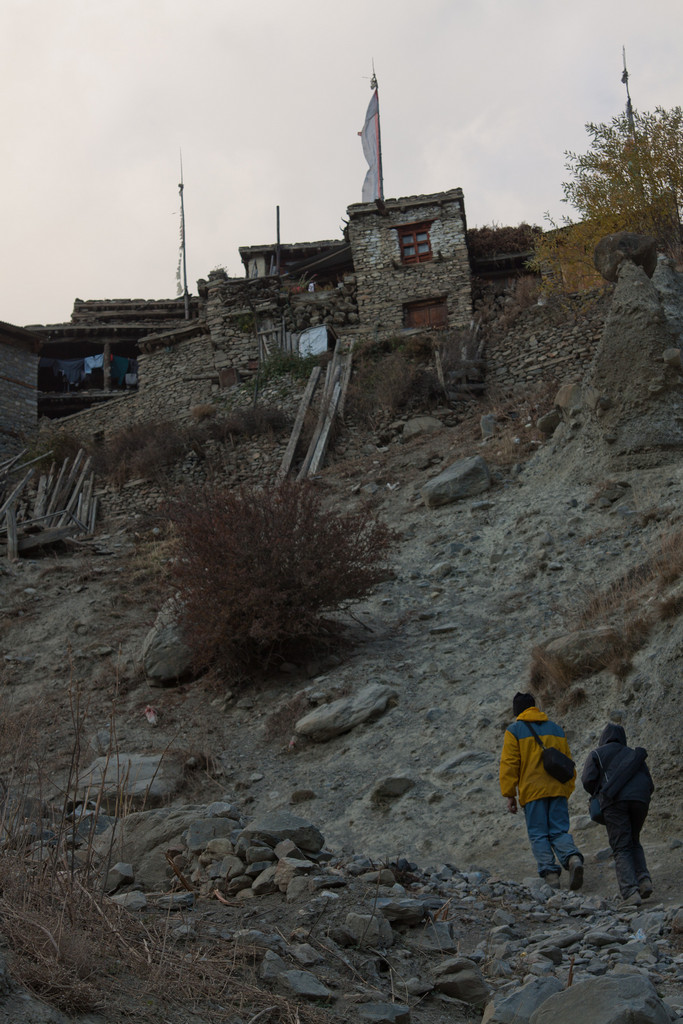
639;878;654;900
620;890;642;908
544;872;560;890
568;855;584;891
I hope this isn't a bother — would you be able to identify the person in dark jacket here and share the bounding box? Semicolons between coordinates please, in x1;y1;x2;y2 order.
581;723;654;906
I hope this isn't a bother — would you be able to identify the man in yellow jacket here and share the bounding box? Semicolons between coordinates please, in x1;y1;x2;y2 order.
500;692;584;890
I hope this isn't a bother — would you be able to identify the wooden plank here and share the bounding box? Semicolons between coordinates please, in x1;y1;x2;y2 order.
88;495;98;535
58;456;92;527
33;474;49;519
276;365;322;482
0;468;35;522
337;341;355;421
434;348;448;398
322;339;341;403
44;455;73;523
17;525;83;553
6;505;18;561
0;449;28;476
308;381;341;475
80;472;94;528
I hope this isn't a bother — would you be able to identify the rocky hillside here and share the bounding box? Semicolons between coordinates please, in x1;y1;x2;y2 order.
0;250;682;1022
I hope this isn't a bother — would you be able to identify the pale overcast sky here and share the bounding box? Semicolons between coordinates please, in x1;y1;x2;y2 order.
1;0;681;327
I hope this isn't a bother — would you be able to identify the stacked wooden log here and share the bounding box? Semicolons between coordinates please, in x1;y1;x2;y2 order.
0;449;97;559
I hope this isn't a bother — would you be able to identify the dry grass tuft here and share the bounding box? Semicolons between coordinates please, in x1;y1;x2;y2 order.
531;526;683;702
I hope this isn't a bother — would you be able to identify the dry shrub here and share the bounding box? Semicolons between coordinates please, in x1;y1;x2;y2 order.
437;326;481;376
168;481;396;676
94;420;189;487
0;849;325;1021
534;526;683;699
220;404;289;438
191;403;216;421
347;350;439;428
467;222;541;261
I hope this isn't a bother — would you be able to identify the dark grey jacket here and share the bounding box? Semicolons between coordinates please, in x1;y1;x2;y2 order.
581;723;654;807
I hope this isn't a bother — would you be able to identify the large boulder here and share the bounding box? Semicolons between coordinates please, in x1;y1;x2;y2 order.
594;231;657;282
652;254;683;342
402;415;444;440
529;974;670;1024
581;261;683;466
76;752;184;811
421;455;491;508
238;811;325;854
92;805;207;890
141;598;194;683
482;977;563;1024
295;682;397;741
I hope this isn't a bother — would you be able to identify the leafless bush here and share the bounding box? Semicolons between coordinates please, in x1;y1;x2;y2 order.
347;350;440;428
168;480;396;677
217;404;289;439
93;420;190;487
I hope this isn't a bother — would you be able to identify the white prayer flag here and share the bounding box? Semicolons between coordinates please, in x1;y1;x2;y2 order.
360;87;381;202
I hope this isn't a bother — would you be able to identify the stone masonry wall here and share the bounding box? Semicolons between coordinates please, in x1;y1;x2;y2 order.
347;191;472;342
204;270;359;378
0;345;39;455
484;292;609;393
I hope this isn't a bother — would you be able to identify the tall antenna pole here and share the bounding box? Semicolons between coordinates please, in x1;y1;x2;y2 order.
179;152;190;320
276;205;281;276
621;47;635;136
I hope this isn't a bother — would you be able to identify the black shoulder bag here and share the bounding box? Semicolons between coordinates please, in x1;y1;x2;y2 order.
524;721;575;784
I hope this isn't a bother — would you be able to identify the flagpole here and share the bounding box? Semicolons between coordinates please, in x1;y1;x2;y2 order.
372;72;384;201
621;47;635;137
178;153;190;320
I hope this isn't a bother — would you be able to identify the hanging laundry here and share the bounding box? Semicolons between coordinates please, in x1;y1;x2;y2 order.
110;354;129;386
84;353;104;375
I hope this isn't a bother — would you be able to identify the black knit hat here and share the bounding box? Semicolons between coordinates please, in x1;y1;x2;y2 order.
513;692;535;716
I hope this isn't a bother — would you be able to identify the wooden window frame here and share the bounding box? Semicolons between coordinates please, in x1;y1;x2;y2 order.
403;297;447;329
396;221;433;265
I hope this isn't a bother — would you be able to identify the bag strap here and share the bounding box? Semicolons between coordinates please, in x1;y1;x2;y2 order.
523;720;546;749
593;750;607;796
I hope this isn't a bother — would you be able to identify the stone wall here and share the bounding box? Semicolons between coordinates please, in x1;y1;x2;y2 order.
484;292;609;392
0;343;39;456
346;190;472;342
203;270;359;378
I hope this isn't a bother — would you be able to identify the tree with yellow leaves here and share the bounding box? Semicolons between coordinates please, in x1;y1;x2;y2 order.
531;106;683;292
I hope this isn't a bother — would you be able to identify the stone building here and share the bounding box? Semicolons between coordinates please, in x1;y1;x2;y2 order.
346;189;471;341
0;320;42;456
17;187;474;435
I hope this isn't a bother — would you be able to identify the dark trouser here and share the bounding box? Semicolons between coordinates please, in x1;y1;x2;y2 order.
602;799;650;898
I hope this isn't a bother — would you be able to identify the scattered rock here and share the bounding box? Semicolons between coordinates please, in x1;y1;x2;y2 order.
421;455;491;507
295;682;397;741
141;597;194;683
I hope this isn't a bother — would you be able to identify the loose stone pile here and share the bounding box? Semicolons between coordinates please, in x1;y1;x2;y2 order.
81;805;683;1023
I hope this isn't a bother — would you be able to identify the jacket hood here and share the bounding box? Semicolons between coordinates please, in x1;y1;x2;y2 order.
516;707;548;723
599;722;627;746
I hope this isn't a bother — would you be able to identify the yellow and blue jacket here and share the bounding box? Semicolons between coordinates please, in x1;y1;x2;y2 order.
499;707;576;806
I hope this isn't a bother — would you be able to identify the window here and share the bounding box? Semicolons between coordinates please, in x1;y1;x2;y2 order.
397;221;433;264
404;298;447;328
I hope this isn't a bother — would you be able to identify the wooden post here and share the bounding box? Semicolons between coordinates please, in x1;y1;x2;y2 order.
277;365;322;482
103;341;112;391
6;504;18;561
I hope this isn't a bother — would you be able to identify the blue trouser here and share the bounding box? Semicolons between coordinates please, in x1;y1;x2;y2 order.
523;796;582;877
